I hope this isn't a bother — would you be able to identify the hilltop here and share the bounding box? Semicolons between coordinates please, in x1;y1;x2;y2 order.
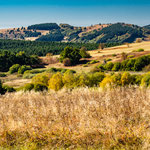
0;22;150;43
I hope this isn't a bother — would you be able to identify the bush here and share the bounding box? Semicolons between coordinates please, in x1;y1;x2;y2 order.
87;60;99;64
32;73;51;86
86;72;105;87
80;47;91;58
137;48;144;52
121;72;132;86
48;73;64;91
0;80;5;94
104;62;114;71
23;73;36;79
112;54;117;57
141;73;150;87
143;64;150;72
23;83;34;91
0;73;6;77
100;76;113;89
131;74;143;85
106;58;112;61
24;69;46;74
112;62;121;71
125;59;136;71
3;85;16;93
9;64;21;74
65;69;76;74
90;67;102;73
111;73;122;86
34;83;48;92
83;64;88;67
63;72;78;88
134;57;147;71
18;65;32;74
127;55;134;58
63;58;72;66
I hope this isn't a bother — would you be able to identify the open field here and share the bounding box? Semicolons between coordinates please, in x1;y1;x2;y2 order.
1;41;150;88
0;87;150;149
45;41;150;72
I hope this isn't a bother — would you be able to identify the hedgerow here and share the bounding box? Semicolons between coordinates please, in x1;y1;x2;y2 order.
98;55;150;72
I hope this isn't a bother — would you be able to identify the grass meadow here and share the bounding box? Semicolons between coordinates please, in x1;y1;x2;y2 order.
0;87;150;149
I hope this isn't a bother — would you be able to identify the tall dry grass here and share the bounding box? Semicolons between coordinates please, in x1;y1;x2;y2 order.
0;87;150;149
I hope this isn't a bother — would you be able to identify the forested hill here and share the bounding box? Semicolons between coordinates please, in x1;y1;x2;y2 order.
0;22;150;43
144;25;150;30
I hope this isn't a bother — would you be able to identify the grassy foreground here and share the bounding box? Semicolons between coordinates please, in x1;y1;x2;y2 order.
0;87;150;149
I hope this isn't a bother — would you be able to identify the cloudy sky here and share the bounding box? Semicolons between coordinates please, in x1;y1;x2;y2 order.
0;0;150;28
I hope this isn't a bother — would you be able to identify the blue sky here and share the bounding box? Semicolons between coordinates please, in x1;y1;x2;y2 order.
0;0;150;28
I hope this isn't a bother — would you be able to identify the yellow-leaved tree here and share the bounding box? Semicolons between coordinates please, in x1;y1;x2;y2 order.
48;73;64;91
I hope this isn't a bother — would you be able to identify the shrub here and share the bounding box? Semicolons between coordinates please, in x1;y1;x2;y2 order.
0;80;6;95
86;72;105;87
104;62;114;71
97;64;105;72
143;64;150;72
137;48;144;52
141;73;150;87
100;76;113;89
63;58;72;66
112;62;121;71
63;72;77;88
9;64;21;74
134;57;146;71
18;65;32;74
23;83;34;91
34;83;48;92
23;73;35;79
121;60;130;71
106;58;112;61
0;73;6;77
111;73;122;86
125;59;136;71
48;73;64;91
121;72;132;86
65;69;76;74
3;85;16;93
127;55;134;58
24;69;46;74
80;47;91;58
83;64;88;67
87;60;99;64
112;54;117;57
90;67;102;73
32;73;51;86
131;74;143;85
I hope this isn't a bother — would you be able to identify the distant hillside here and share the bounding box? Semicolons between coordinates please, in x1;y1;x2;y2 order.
144;24;150;30
27;23;60;30
0;22;150;43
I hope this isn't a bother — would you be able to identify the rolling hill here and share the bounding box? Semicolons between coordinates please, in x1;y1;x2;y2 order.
0;22;150;43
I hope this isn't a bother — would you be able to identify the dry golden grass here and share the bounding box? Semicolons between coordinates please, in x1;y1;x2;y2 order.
0;87;150;149
89;41;150;57
0;74;31;88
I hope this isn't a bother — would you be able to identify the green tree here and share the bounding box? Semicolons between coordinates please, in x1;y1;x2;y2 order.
60;47;82;65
